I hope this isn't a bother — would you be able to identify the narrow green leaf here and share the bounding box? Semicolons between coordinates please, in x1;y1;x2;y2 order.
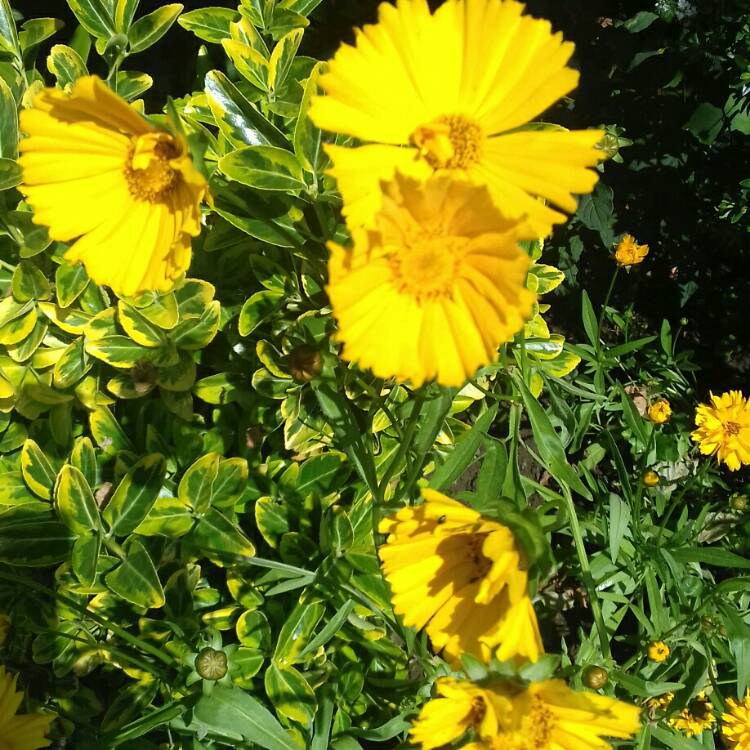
0;77;18;160
67;0;116;38
178;7;238;43
127;3;183;54
220;145;304;192
55;464;99;534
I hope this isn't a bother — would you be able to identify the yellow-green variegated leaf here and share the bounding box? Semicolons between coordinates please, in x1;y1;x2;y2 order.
525;333;565;361
12;260;51;302
267;28;303;93
71;532;100;587
177;6;238;44
38;302;92;335
20;438;57;499
170;301;221;351
134;496;193;537
129;290;179;329
53;338;92;389
230;14;268;54
104;538;165;608
156;351;196;391
178;452;220;514
7;320;48;363
89;406;135;455
54;260;90;308
540;349;582;379
55;464;99;534
71;437;97;487
222;39;268;91
185;507;255;566
117;301;166;347
528;263;566;295
47;44;88;88
0;307;37;346
264;662;316;724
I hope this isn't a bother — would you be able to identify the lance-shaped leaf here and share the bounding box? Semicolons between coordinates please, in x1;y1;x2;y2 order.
105;537;165;608
21;438;57;500
128;3;183;54
55;464;100;534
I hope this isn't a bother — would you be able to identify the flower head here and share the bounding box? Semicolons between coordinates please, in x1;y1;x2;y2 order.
614;234;649;267
669;693;716;736
646;692;674;714
310;0;603;235
328;173;535;386
415;678;641;750
648;399;672;425
0;666;52;750
647;640;670;662
378;488;542;663
19;76;206;298
722;693;750;750
643;470;660;487
691;391;750;471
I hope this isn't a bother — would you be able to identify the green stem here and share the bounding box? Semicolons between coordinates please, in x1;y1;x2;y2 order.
561;488;612;659
632;424;656;541
656;460;711;542
596;267;620;355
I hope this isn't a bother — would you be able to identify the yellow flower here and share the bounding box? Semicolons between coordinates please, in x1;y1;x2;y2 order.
646;692;674;713
643;470;660;487
691;390;750;471
648;399;672;425
647;640;670;662
378;488;542;663
722;693;750;750
310;0;603;235
0;666;52;750
435;679;641;750
669;693;716;736
328;173;535;386
19;75;206;298
410;678;509;749
614;234;649;267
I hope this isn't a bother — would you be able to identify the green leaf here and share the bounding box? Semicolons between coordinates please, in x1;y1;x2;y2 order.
102;454;166;537
222;39;268;91
0;158;21;191
430;405;498;490
513;372;592;500
178;7;238;43
53;338;92;389
186;507;255;566
105;537;165;608
67;0;116;38
298;599;353;658
294;62;324;173
115;0;140;31
0;473;41;508
71;532;100;586
267;28;303;92
127;3;182;53
239;290;285;336
55;261;90;308
193;684;299;750
0;513;76;566
90;406;135;455
205;70;288;148
236;610;272;649
651;727;707;750
670;547;750;569
581;290;598;346
265;662;316;725
134;495;193;537
178;452;220;514
0;0;19;53
220;146;305;192
193;372;240;405
685;102;724;144
274;599;325;664
115;70;153;100
21;438;57;500
211;458;249;510
608;493;630;563
576;183;615;246
47;44;88;87
0;77;18;160
55;465;99;534
18;17;63;51
12;261;51;302
621;10;659;32
71;436;97;487
170;300;221;350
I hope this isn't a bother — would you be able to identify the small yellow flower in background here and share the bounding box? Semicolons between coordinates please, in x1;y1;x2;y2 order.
722;693;750;750
19;76;207;298
310;0;603;235
378;488;543;663
643;470;660;487
0;614;10;646
411;678;640;750
328;173;535;386
0;666;52;750
646;692;674;713
669;692;716;736
409;678;505;749
691;390;750;471
648;399;672;424
647;640;670;662
614;234;649;267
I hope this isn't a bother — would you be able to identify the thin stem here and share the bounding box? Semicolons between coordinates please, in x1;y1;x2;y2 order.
596;267;620;354
561;488;612;659
632;424;656;541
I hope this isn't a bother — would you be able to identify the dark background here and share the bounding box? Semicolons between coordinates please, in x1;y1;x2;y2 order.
23;0;750;391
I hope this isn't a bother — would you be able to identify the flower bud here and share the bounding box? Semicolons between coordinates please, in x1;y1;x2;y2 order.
648;399;671;425
582;665;609;689
643;470;660;487
195;647;228;680
730;493;748;512
287;345;322;383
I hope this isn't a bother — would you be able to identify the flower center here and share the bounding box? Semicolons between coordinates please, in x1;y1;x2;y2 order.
124;132;180;202
410;114;483;169
470;695;487;725
520;695;555;750
465;533;492;583
726;421;741;436
388;234;466;302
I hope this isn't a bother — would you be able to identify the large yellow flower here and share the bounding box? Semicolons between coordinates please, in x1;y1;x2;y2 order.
19;76;206;298
668;692;716;737
378;488;543;663
328;173;535;386
722;693;750;750
691;391;750;471
310;0;603;235
411;678;640;750
0;666;52;750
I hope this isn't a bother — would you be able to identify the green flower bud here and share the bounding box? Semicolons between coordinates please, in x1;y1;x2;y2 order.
582;665;609;689
195;647;227;680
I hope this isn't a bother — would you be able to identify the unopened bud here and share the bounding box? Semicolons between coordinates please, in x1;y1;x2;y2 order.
582;665;609;689
643;470;660;487
730;494;748;512
287;345;322;383
195;647;227;680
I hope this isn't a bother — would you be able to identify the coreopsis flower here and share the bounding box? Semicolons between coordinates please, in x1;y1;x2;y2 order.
647;640;670;662
0;666;52;750
643;470;660;487
410;678;507;749
412;678;640;750
310;0;603;235
378;488;542;663
691;391;750;471
669;693;716;736
327;173;535;386
19;76;206;298
648;399;672;424
646;692;674;714
614;234;649;267
722;693;750;750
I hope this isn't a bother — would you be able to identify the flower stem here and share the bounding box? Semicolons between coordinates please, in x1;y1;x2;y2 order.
596;267;620;354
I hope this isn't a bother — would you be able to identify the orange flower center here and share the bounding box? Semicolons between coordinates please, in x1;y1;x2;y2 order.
410;114;483;169
125;132;180;202
725;421;741;436
388;233;466;302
